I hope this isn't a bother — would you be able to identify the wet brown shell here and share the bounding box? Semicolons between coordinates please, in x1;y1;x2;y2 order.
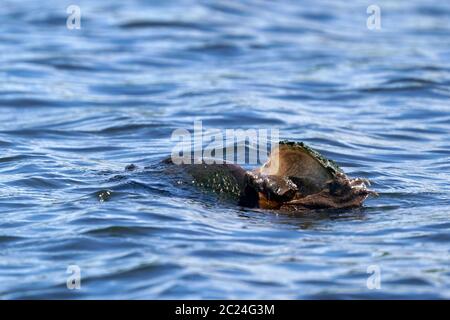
249;141;375;210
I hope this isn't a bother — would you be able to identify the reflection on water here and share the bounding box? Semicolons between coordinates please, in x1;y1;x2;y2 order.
0;0;449;299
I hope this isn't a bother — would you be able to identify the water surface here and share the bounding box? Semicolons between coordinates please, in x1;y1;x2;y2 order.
0;0;449;299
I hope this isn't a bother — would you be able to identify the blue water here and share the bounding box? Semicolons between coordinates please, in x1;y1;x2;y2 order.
1;0;449;299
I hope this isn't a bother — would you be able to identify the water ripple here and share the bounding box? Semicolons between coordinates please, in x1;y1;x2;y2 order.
0;0;449;299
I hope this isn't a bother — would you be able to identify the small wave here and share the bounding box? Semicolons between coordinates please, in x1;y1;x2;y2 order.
0;235;23;244
118;19;213;32
83;225;161;236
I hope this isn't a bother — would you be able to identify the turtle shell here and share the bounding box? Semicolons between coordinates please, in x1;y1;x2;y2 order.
253;140;344;197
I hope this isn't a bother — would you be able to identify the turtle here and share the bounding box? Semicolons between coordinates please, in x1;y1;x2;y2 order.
164;140;376;212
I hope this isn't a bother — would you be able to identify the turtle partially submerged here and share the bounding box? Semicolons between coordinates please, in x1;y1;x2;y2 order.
166;141;375;212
